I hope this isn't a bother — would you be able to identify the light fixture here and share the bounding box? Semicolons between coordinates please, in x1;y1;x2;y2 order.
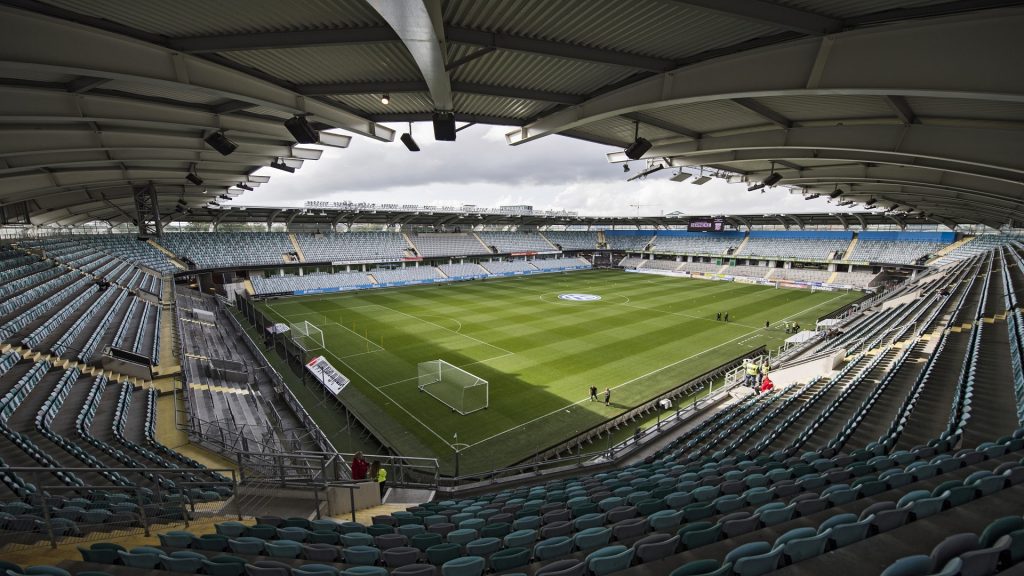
381;94;390;105
186;164;203;186
270;159;295;173
691;167;711;185
623;164;630;173
804;193;821;200
238;183;254;191
284;115;319;144
763;172;783;187
747;182;765;192
670;171;691;182
829;185;843;199
864;198;877;207
432;111;456;141
218;194;232;201
623;121;652;160
208;201;220;207
204;131;238;156
401;122;420;152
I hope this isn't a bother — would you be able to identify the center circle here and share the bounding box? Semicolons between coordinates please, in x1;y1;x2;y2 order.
558;293;602;301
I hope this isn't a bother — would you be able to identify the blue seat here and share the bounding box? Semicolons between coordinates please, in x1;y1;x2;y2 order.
733;544;783;576
464;537;501;559
633;533;680;563
340;568;388;576
264;540;302;559
573;512;606;531
445;528;478;548
679;522;721;550
504;529;537;548
489;547;531;572
669;559;732;576
648;509;684;532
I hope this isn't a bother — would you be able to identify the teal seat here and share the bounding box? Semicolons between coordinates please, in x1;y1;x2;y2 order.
248;525;277;539
669;559;732;576
480;522;511;539
533;536;573;560
412;531;444;551
446;528;478;548
573;513;606;531
465;537;501;558
19;568;70;576
340;568;388;576
158;530;195;548
277;527;310;542
648;509;684;532
489;547;531;572
202;557;246;576
228;537;265;555
879;555;932;576
340;521;368;534
341;532;375;547
216;521;249;537
504;529;537;548
294;564;340;576
573;526;612;551
586;545;635;576
343;546;381;566
194;534;229;551
265;540;302;559
426;543;462;566
440;555;485;576
118;550;161;569
680;522;721;550
76;544;124;564
512;515;541;531
159;554;204;573
780;529;830;563
458;518;485;532
308;530;340;544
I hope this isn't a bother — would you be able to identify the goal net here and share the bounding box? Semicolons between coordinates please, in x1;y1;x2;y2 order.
418;360;489;415
289;320;325;352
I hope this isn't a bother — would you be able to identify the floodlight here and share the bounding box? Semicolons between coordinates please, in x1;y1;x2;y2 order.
381;93;390;105
284;115;319;144
763;172;783;187
692;175;711;185
270;159;295;173
186;172;203;186
747;182;765;192
204;131;238;156
670;171;691;182
238;183;254;191
401;123;420;151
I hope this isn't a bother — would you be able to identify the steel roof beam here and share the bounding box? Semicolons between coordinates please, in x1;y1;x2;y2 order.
507;8;1024;144
368;0;453;112
169;27;399;53
885;95;918;125
0;6;394;141
623;112;702;140
732;98;792;128
669;0;843;35
298;80;584;105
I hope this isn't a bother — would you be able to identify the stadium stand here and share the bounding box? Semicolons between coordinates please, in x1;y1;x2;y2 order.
651;231;744;256
931;234;1021;267
530;257;592;272
849;232;954;265
771;268;832;284
409;233;491;258
158;233;296;269
476;231;558;253
542;231;599;250
295;232;409;263
724;264;771;279
618;256;647;269
645;259;683;271
738;231;853;261
679;261;725;274
605;232;655;251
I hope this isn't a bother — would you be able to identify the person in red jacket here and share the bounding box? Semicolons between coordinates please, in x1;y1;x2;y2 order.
350;451;369;481
760;376;774;394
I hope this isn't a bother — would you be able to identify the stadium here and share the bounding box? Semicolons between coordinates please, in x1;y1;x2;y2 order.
0;1;1022;576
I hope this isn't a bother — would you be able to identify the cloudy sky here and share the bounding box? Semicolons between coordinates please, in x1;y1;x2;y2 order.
244;123;842;217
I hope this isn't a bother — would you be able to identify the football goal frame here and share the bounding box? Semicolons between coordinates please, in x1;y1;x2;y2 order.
290;320;325;352
418;360;489;415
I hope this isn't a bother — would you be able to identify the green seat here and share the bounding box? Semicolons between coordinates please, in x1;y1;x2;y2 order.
489;547;531;572
426;542;462;566
440;555;485;576
412;531;444;551
670;559;732;576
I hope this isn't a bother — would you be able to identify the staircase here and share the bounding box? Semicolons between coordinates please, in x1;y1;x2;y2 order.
401;232;418;255
841;232;859;261
826;271;839;284
288;233;306;263
927;235;975;264
472;233;493;253
147;239;188;270
733;232;751;256
538;233;560;251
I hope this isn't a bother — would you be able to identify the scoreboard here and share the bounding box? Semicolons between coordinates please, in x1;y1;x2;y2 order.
687;217;725;232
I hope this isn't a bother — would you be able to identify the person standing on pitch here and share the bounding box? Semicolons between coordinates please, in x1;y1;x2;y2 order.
717;312;722;321
604;387;611;406
724;312;730;322
590;385;598;401
765;320;770;329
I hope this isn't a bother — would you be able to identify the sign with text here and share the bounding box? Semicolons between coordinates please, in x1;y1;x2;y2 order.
305;356;350;395
687;218;725;232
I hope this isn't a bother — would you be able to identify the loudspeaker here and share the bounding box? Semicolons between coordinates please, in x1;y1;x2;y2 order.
624;137;652;160
204;131;238;156
284;115;319;144
400;132;420;151
432;111;456;141
185;173;203;186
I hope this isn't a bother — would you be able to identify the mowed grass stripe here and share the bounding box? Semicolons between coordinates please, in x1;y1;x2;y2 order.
257;270;859;473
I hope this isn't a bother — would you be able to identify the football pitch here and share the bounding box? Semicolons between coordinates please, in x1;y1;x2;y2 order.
257;269;861;473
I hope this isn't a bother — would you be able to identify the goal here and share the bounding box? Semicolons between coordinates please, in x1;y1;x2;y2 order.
418;360;489;415
290;320;325;352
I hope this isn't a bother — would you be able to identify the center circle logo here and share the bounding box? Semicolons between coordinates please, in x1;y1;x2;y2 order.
559;293;602;301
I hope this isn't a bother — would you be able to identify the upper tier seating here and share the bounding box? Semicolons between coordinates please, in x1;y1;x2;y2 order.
645;259;683;271
410;233;492;258
849;241;947;264
477;232;557;253
738;232;852;260
542;231;599;250
530;257;591;271
158;233;295;268
619;256;646;268
652;234;742;255
295;232;408;263
932;234;1020;266
605;233;655;251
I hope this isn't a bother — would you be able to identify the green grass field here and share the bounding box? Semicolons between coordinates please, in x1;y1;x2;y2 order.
257;269;860;473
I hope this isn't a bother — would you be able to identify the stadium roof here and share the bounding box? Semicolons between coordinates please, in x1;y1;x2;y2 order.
0;0;1021;229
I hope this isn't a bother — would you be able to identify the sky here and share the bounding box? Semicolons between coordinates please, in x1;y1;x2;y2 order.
244;123;845;218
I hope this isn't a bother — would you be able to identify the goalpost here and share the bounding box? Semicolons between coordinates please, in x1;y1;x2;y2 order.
289;320;325;352
418;360;489;415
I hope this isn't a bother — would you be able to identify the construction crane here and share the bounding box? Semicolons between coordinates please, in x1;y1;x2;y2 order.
629;203;658;218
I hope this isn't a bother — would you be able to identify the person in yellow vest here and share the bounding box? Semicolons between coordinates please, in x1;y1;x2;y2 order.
745;361;759;388
371;460;387;499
